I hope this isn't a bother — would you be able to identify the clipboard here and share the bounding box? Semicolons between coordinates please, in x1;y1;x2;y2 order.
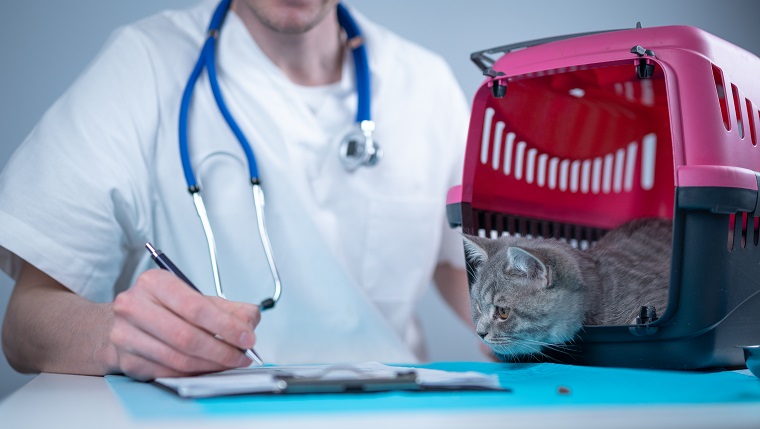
273;370;420;394
154;362;507;398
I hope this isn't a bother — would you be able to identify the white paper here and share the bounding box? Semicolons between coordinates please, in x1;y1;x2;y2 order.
155;362;503;398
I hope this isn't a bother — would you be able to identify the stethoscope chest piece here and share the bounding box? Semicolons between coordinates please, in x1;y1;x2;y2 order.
339;120;382;171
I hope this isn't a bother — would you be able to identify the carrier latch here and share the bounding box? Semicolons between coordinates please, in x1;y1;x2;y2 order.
630;45;656;79
629;305;660;336
635;305;659;325
483;68;507;98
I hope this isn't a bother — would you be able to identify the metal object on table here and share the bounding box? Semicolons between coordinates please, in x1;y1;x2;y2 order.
740;345;760;379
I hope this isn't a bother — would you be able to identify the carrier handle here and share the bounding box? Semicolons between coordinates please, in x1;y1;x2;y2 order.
470;28;628;72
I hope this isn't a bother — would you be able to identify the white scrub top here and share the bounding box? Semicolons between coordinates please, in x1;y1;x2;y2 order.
0;0;469;364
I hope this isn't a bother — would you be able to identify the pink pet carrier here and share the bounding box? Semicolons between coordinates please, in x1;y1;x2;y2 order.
447;25;760;370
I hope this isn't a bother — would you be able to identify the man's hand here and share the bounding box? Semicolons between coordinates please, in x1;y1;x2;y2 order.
110;269;261;380
2;262;260;380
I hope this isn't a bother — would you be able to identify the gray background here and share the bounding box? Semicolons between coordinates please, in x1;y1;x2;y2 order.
1;0;759;400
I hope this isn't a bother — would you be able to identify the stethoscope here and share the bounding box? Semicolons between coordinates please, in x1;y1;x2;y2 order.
178;0;379;310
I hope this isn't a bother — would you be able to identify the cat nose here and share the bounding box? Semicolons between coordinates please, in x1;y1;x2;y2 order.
477;331;487;339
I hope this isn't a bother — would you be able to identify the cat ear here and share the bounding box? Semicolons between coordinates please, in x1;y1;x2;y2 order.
507;247;550;287
462;234;490;264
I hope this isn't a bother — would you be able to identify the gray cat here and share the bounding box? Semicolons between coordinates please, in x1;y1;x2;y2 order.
463;218;671;361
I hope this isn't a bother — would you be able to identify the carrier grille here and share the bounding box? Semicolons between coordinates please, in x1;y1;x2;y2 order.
474;209;607;250
480;107;658;194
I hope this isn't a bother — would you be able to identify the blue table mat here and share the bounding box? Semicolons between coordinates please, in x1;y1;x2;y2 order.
106;362;760;420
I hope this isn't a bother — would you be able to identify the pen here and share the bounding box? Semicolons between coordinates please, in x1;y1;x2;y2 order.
144;242;264;366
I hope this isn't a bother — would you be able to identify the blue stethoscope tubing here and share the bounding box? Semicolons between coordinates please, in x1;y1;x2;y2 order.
336;4;370;123
177;0;372;310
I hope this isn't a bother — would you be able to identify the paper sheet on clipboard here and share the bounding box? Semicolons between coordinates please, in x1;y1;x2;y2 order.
154;362;506;398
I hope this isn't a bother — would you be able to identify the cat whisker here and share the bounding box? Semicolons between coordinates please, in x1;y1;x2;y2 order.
559;336;583;349
515;340;566;362
490;337;552;362
541;344;580;359
465;264;478;281
518;343;555;363
490;336;581;361
531;340;581;357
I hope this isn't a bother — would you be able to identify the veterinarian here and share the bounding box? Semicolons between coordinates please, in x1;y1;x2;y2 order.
0;0;472;380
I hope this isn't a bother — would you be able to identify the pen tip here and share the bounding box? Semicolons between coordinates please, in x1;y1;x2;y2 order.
145;242;159;257
246;349;265;366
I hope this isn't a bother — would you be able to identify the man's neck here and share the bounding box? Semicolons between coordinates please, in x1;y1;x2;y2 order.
231;2;343;86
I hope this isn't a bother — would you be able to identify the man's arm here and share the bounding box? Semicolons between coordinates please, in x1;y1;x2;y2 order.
433;262;473;328
434;262;498;360
2;261;261;380
2;262;117;375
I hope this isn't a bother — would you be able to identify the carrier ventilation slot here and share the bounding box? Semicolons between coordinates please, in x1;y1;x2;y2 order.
480;107;657;193
474;210;608;250
713;64;730;131
748;98;758;146
732;84;745;139
727;212;760;251
516;65;585;79
713;64;760;144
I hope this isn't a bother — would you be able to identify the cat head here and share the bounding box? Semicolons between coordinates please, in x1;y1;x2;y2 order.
463;234;585;361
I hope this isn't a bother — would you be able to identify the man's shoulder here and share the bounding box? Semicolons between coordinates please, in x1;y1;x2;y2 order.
107;1;210;58
354;8;452;73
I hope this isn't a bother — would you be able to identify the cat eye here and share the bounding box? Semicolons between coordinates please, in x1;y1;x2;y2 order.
496;306;510;320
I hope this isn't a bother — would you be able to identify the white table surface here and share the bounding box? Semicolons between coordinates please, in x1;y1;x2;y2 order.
1;372;759;429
